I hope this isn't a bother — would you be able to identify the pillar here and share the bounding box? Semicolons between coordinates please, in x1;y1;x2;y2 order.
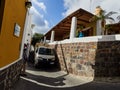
43;36;46;44
50;31;55;43
20;9;29;58
70;17;77;39
96;20;102;35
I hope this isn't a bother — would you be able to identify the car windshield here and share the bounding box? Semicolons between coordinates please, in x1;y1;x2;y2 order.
38;47;54;55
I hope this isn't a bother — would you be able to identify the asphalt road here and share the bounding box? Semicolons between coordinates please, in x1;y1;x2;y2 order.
12;63;120;90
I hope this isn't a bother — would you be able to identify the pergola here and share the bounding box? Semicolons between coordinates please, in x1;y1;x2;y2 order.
106;23;120;34
44;8;94;41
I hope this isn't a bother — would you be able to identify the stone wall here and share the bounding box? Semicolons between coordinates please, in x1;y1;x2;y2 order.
0;60;22;90
50;40;120;81
51;42;96;77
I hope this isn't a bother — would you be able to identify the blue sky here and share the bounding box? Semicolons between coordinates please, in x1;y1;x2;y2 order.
30;0;120;34
43;0;64;23
30;0;65;34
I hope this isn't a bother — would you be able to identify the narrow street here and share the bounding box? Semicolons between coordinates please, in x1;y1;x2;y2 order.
12;62;120;90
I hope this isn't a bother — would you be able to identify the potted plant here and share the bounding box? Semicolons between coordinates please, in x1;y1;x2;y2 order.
76;25;84;37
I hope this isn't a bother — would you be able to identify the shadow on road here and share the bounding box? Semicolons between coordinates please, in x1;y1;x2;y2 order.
12;61;120;90
27;61;61;72
25;72;66;86
12;77;120;90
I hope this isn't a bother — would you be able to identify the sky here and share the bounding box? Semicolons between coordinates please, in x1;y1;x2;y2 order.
30;0;120;34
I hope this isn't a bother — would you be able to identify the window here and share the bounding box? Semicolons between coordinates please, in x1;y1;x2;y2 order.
39;48;54;55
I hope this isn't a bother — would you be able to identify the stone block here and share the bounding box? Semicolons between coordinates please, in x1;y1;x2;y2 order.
0;60;22;89
50;41;120;82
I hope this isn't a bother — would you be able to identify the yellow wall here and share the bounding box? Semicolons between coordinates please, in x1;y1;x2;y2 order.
0;0;27;67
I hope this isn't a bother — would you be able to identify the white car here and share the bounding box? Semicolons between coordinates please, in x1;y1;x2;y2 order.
34;46;56;67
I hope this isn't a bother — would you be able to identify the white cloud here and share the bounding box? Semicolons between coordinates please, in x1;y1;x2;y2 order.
30;0;50;34
32;20;49;34
62;0;97;17
100;0;120;12
62;0;81;17
31;0;46;12
63;0;120;17
30;7;43;19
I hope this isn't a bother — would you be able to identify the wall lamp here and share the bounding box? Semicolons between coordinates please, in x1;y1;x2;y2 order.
25;1;32;8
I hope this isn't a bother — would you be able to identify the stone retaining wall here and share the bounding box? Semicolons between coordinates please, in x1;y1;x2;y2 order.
50;40;120;81
0;60;22;90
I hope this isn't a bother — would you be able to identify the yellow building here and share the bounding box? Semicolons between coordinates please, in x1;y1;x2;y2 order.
0;0;32;89
0;0;32;68
0;0;28;68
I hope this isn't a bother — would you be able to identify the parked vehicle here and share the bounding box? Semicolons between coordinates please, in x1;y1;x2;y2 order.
34;46;56;67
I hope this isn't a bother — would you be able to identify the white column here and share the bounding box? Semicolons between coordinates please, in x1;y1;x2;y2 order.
96;20;102;35
70;17;77;39
50;31;55;43
20;9;29;58
43;36;46;44
25;14;32;44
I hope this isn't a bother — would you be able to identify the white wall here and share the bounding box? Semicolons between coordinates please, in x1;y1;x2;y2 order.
49;34;120;45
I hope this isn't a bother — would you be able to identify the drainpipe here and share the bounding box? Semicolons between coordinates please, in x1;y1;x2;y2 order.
50;31;55;43
70;17;77;39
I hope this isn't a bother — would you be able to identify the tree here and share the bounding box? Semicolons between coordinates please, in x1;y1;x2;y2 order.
90;6;117;35
31;33;44;47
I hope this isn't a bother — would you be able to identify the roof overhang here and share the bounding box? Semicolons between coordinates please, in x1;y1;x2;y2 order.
44;8;94;41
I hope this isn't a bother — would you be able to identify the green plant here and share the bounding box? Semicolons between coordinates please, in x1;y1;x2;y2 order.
90;6;117;35
76;25;85;37
105;25;112;35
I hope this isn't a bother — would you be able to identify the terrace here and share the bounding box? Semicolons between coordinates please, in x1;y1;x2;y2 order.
42;8;120;81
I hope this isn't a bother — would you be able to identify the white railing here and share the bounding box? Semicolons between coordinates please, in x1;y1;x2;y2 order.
49;34;120;45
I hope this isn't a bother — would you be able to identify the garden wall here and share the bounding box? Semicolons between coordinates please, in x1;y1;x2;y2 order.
49;35;120;81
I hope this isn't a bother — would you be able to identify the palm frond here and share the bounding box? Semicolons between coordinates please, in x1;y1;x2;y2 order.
105;17;115;21
117;15;120;21
105;11;117;17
